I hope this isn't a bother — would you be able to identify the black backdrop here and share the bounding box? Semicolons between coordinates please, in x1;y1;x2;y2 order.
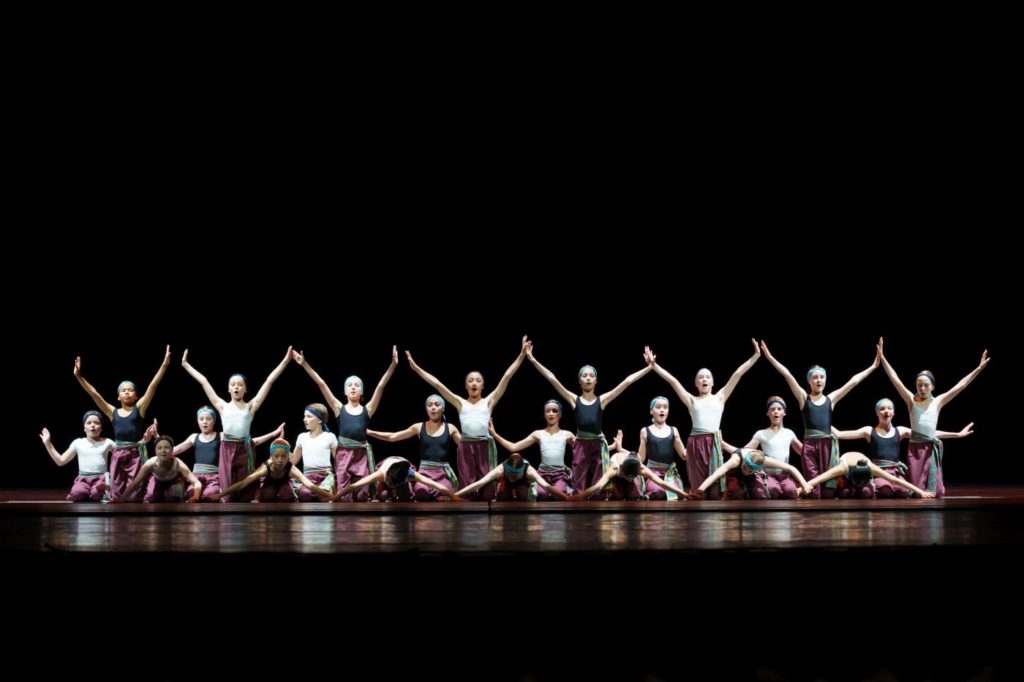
9;222;1011;489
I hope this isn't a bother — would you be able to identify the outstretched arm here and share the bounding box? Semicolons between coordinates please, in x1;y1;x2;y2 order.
641;466;692;499
368;424;421;443
828;344;880;406
936;351;990;408
176;461;203;502
489;420;539;453
253;423;286;447
454;466;504;499
411;471;461;500
405;351;462;412
833;426;872;441
803;461;849;493
366;346;400;418
526;344;578;408
936;422;975;439
136;345;172;416
877;338;914;408
249;347;293;413
577;466;618;500
718;339;761;401
172;434;197;458
599;351;654;407
760;341;807;409
869;463;934;498
73;356;115;418
485;336;530;410
526;466;570;500
289;467;332;498
647;347;695;411
40;429;77;466
292;350;342;414
764;458;809;490
332;470;386;501
697;453;741;493
181;350;226;411
213;466;267;501
121;460;156;500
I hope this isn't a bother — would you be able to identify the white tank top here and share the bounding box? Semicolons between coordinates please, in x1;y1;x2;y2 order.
690;396;724;431
74;437;113;475
538;431;572;467
296;431;338;469
221;402;254;438
754;428;798;464
911;400;939;438
459;400;490;438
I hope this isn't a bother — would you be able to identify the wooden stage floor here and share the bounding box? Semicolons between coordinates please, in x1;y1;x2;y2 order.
3;485;1023;555
5;486;1020;680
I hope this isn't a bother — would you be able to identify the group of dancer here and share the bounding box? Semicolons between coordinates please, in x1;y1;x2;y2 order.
40;336;988;503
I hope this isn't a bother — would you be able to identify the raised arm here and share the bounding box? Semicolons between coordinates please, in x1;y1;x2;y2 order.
759;341;807;409
718;339;762;401
827;344;879;406
869;463;934;498
877;338;913;408
214;465;268;501
289;467;332;498
249;346;293;413
367;424;421;443
366;345;399;418
525;345;578;408
526;466;570;500
598;351;654;407
136;345;172;416
696;453;741;493
39;429;77;466
641;465;693;499
647;348;695;411
292;350;342;414
455;466;505;499
832;426;872;441
411;471;461;500
936;351;990;408
181;350;226;411
936;422;975;439
176;461;203;502
253;423;286;447
73;356;115;418
405;351;462;412
484;336;529;410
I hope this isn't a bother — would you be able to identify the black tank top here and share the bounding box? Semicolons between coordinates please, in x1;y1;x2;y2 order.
193;434;221;466
869;427;901;461
338;406;369;441
112;406;143;441
419;422;450;463
801;396;832;434
645;426;676;464
574;399;602;433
